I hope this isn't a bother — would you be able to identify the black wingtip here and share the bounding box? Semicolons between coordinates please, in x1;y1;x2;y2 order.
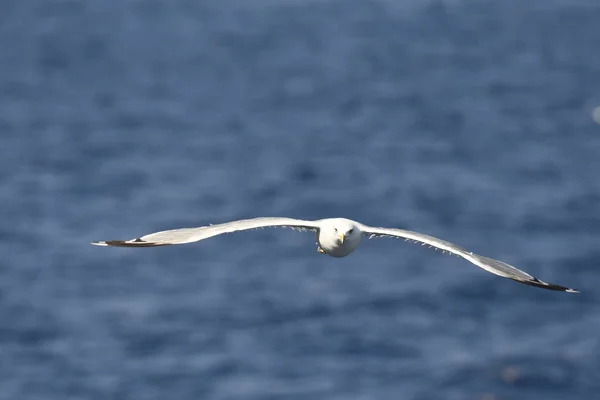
518;277;579;293
91;238;167;247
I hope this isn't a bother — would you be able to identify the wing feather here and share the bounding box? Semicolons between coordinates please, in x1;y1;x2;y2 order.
360;225;578;293
92;217;320;247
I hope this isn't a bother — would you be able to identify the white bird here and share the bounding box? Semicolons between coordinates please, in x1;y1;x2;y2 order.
92;217;578;293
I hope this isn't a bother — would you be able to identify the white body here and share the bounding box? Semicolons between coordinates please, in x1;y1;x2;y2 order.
316;218;362;257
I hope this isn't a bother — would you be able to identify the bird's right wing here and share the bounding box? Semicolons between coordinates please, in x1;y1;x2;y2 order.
92;217;320;247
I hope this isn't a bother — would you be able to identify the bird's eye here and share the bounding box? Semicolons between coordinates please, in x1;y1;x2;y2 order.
334;227;338;232
349;229;354;234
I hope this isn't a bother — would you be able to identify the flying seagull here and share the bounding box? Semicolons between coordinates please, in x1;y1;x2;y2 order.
92;217;578;293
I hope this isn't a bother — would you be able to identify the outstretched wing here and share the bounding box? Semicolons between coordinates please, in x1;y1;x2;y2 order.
359;225;578;293
92;217;320;247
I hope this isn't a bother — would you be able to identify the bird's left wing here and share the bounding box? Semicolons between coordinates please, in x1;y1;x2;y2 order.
92;217;320;247
359;225;578;293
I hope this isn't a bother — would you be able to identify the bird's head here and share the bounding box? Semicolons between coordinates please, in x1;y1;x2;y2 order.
330;219;359;244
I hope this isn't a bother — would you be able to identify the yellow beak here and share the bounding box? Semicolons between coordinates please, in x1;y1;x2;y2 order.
339;233;345;243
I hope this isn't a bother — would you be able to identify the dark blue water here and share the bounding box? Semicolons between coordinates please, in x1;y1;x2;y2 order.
2;0;600;399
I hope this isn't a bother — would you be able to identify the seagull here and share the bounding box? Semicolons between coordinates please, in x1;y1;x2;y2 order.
92;217;578;293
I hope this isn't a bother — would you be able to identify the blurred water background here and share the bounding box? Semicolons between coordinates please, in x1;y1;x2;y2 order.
2;0;600;399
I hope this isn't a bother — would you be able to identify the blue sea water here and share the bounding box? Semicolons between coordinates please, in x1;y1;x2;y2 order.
1;0;600;399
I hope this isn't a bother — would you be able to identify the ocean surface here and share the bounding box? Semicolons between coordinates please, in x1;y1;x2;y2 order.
2;0;600;399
